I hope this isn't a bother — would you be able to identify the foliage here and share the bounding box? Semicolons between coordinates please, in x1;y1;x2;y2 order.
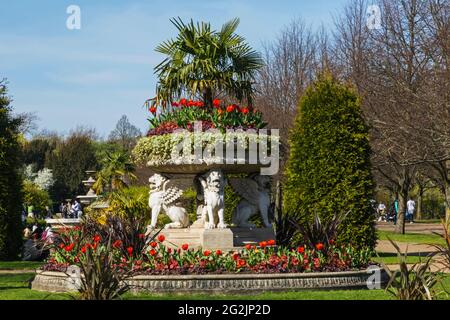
108;115;142;151
0;80;24;260
431;220;450;271
76;237;133;300
284;73;376;249
32;168;54;191
147;98;266;135
22;181;51;215
46;132;98;201
290;211;349;252
22;137;58;171
153;18;264;108
383;238;441;300
92;150;136;194
132;131;278;166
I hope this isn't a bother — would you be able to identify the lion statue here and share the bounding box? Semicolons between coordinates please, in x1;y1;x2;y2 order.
197;170;227;229
229;174;272;228
147;173;190;231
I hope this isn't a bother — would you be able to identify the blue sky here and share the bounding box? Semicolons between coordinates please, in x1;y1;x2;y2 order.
0;0;349;138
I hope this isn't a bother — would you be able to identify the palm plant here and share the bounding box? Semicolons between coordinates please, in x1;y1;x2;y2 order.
93;150;136;194
153;17;264;108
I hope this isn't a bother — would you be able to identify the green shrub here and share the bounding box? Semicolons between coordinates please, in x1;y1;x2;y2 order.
22;181;51;216
0;81;23;260
284;73;376;249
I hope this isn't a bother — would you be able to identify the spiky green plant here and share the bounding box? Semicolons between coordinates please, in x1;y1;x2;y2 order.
383;238;441;300
77;236;132;300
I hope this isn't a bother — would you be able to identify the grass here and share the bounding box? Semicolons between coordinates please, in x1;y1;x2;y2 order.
371;252;424;265
0;261;44;271
377;230;445;246
0;272;448;300
0;273;391;300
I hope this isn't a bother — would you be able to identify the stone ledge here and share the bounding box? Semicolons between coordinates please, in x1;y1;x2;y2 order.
31;268;389;294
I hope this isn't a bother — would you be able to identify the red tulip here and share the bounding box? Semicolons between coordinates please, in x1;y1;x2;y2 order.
297;246;305;254
203;250;211;256
149;106;157;114
150;241;157;248
215;249;222;255
245;244;252;250
179;98;187;106
181;243;189;251
259;241;267;249
213;99;221;107
157;234;165;242
127;246;133;256
149;249;156;256
267;239;276;246
315;243;324;251
241;107;249;114
226;105;235;113
93;235;101;242
112;240;122;248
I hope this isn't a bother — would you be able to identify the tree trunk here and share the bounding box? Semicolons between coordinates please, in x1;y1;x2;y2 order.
446;160;450;224
203;88;213;108
417;188;423;221
395;189;407;234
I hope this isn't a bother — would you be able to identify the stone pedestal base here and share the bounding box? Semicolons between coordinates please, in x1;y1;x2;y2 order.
231;227;276;246
148;227;275;250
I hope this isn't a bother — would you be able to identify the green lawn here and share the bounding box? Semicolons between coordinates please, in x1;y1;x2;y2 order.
371;252;424;265
377;230;445;246
0;272;448;300
0;261;44;271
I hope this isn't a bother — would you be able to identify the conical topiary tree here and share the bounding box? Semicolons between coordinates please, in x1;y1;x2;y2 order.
284;73;376;249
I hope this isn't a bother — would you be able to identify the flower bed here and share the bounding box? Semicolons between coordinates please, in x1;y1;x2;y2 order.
42;227;375;276
146;98;266;136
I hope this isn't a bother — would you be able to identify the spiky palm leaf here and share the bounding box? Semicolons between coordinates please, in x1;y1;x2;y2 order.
153;17;264;108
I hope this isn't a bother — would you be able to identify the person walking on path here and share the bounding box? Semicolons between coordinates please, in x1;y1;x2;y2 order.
393;198;399;225
406;198;416;224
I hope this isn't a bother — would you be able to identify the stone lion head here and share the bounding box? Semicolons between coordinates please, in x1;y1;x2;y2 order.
149;173;168;191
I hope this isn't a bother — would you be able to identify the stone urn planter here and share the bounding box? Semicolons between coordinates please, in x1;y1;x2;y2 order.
132;131;280;250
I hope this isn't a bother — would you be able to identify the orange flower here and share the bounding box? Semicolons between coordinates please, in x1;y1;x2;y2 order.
297;246;305;253
267;239;276;246
259;241;267;249
245;244;252;250
149;249;156;256
217;108;224;115
315;243;324;251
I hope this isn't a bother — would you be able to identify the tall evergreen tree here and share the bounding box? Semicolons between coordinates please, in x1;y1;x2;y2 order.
285;74;376;249
0;80;23;260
